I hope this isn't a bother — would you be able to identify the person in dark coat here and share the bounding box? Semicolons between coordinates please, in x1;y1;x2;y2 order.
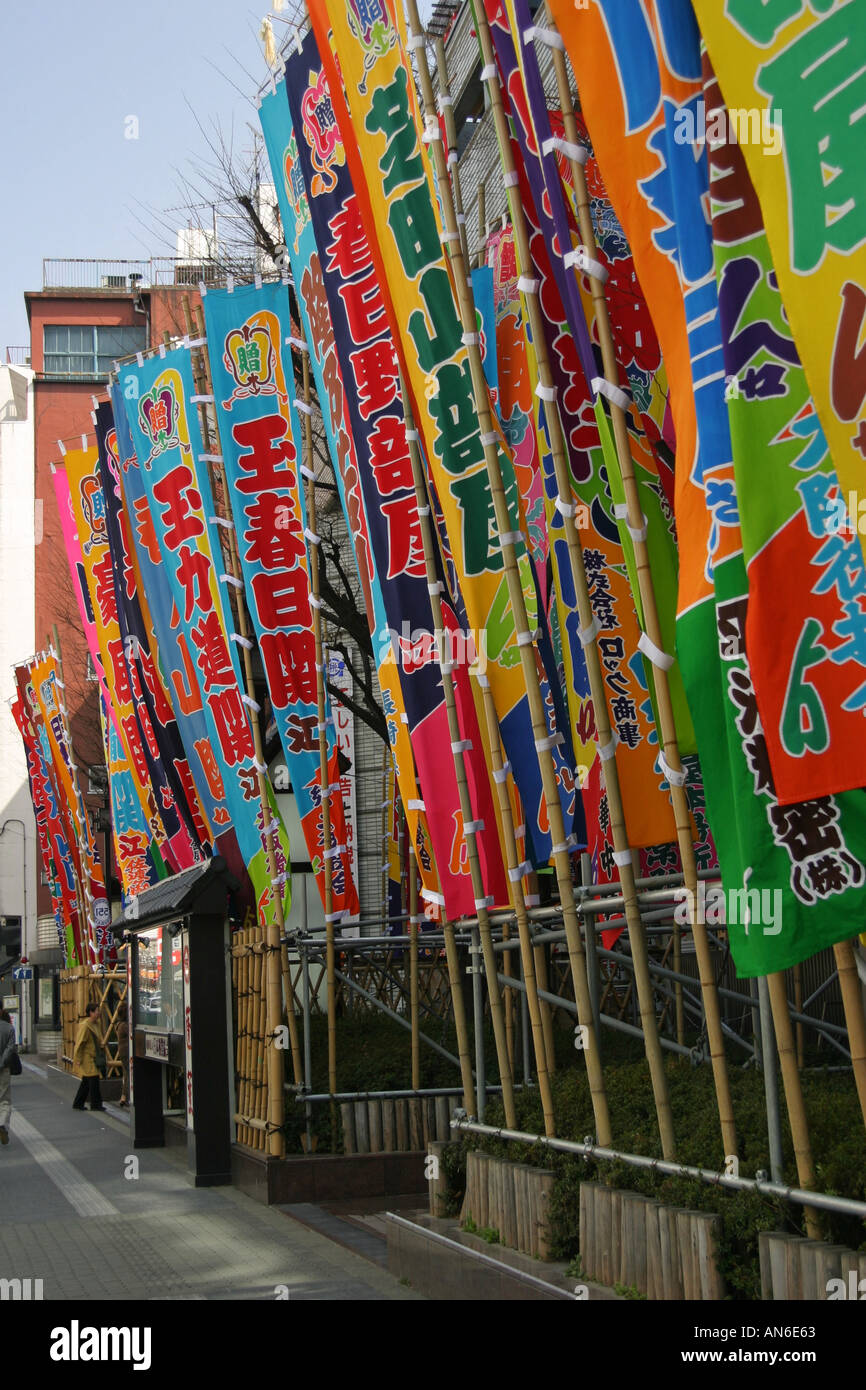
0;1007;16;1144
72;1003;105;1111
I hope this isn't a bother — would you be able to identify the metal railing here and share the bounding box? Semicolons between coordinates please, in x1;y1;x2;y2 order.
4;346;30;365
40;257;244;291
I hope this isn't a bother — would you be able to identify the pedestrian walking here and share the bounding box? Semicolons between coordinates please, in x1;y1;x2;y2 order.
72;1002;106;1112
0;1007;17;1144
116;1003;130;1107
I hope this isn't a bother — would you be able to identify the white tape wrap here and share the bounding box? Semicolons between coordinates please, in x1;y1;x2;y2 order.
541;135;588;165
498;530;522;549
592;375;631;412
612;849;633;869
464;820;485;835
551;836;577;856
598;733;619;762
627;515;648;543
535;381;557;403
503;170;520;188
480;62;497;81
451;739;473;754
479;430;499;447
535;731;564;753
638;631;675;671
578;616;600;647
421;888;446;907
461;331;480;345
564;245;608;283
492;761;512;784
523;24;565;51
517;275;539;294
660;753;687;787
408;799;426;812
474;896;494;912
508;861;532;883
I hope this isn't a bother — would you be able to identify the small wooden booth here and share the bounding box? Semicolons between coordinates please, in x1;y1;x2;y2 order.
126;857;236;1187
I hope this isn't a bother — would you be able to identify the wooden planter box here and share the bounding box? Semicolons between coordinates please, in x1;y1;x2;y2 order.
454;1149;555;1259
578;1182;725;1298
759;1233;866;1300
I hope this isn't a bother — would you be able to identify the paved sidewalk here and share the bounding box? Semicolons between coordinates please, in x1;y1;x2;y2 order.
0;1060;423;1301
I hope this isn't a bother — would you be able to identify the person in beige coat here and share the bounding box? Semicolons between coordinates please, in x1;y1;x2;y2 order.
72;1003;106;1112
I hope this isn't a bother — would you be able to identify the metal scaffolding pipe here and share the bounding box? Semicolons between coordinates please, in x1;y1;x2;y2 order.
290;1085;505;1104
452;1119;866;1220
329;965;464;1071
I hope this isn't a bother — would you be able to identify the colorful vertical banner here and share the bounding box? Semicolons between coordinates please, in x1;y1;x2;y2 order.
259;65;508;914
309;0;583;865
11;691;79;965
282;33;511;906
117;346;292;929
64;446;191;876
95;401;212;856
98;691;162;899
693;0;866;570
550;0;866;974
327;652;359;929
24;652;112;965
700;56;866;803
202;279;358;920
109;382;236;846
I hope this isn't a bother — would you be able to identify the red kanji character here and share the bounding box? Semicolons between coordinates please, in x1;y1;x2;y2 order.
237;763;259;801
368;412;413;494
105;637;133;707
260;629;317;706
321;344;344;425
133;496;162;566
173;756;211;844
91;551;117;629
194;737;226;799
139;646;174;727
339;267;387;346
349;339;400;420
117;513;137;601
301;254;334;361
325;194;371;279
120;712;149;784
209;687;252;767
152;465;204;551
381;495;426;579
243;492;306;571
175;544;213;623
191;610;234;693
170;633;204;716
231;415;296;495
251;569;310;630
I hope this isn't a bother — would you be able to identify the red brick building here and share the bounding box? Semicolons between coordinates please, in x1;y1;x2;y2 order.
25;261;202;919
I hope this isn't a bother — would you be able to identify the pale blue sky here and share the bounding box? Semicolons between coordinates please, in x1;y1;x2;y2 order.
0;0;439;351
0;0;272;347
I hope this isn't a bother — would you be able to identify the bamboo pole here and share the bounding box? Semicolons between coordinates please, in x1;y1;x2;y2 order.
401;375;516;1128
834;939;866;1132
187;304;295;1154
409;840;421;1092
476;672;556;1135
469;2;676;1156
432;37;470;268
545;36;737;1158
476;184;487;268
405;0;611;1145
296;345;339;1133
767;971;821;1239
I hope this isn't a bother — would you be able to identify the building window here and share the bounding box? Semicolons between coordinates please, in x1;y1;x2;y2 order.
43;324;147;378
